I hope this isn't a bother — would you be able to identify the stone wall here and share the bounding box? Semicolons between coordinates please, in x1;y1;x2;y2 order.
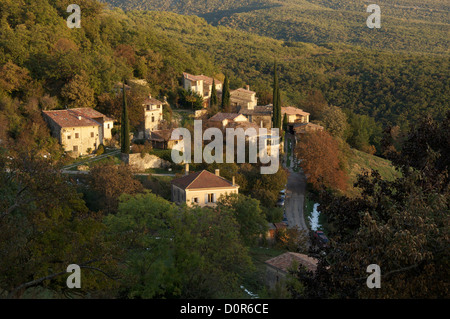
121;153;170;171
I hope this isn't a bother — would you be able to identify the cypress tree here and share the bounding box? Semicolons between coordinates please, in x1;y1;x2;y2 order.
221;74;231;112
121;81;130;154
272;62;281;129
211;79;218;108
283;112;288;132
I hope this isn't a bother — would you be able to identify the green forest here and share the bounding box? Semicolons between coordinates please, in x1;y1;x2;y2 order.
104;0;450;55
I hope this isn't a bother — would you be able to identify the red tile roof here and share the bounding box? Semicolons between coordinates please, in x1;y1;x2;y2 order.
265;252;318;273
70;108;113;122
183;72;222;85
171;170;238;190
281;106;310;117
43;109;102;128
208;113;241;122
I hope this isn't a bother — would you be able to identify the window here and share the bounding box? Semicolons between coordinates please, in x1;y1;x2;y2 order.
67;135;71;140
90;132;94;138
192;197;199;204
152;116;155;123
75;133;79;139
207;193;216;203
73;146;78;152
107;124;110;129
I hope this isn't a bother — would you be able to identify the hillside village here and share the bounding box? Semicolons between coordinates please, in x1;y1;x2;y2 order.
37;70;330;293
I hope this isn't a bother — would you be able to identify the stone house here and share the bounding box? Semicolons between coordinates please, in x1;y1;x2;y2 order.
171;167;239;207
265;252;318;290
239;105;273;130
143;95;164;138
150;129;184;151
230;86;258;111
182;72;223;108
42;108;113;157
206;112;249;131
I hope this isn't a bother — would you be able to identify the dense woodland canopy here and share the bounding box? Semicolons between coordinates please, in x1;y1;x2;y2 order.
104;0;450;55
0;0;448;156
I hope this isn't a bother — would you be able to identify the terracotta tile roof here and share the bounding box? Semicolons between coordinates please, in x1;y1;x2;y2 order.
225;121;261;132
231;87;256;95
282;106;310;117
150;129;183;142
294;122;324;133
239;105;273;115
70;108;114;122
265;252;318;273
209;113;241;122
43;109;102;128
171;170;237;190
183;72;222;85
143;96;164;105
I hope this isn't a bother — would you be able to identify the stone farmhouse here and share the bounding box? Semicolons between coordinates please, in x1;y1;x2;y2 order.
171;166;239;207
182;72;223;108
42;108;113;157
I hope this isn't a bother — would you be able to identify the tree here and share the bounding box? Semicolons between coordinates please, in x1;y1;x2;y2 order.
0;150;119;298
88;162;143;213
105;192;253;298
210;78;218;108
272;61;281;129
283;113;288;132
317;105;348;140
221;74;231;112
295;130;348;192
217;193;268;246
290;114;450;299
60;71;95;109
121;82;130;154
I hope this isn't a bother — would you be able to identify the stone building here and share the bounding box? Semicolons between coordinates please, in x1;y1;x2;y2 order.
182;72;223;108
171;167;239;207
265;252;318;290
143;95;164;138
230;86;258;110
42;108;113;157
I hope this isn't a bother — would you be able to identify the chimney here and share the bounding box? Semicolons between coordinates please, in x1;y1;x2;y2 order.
215;169;220;177
77;116;82;120
149;94;152;99
185;163;189;176
246;85;250;91
232;176;235;186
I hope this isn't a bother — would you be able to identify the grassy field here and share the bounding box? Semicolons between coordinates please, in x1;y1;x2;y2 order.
345;148;400;197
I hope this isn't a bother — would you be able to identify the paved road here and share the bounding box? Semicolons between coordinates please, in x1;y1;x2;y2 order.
285;169;308;231
283;133;308;232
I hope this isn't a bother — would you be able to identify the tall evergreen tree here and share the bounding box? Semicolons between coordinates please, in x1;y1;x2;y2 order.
121;81;130;154
272;62;281;129
221;74;231;112
210;79;218;108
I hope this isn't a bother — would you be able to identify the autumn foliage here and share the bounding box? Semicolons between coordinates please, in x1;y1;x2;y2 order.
295;130;348;192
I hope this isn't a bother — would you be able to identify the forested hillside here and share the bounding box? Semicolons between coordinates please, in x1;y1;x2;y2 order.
104;0;450;55
0;0;448;156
